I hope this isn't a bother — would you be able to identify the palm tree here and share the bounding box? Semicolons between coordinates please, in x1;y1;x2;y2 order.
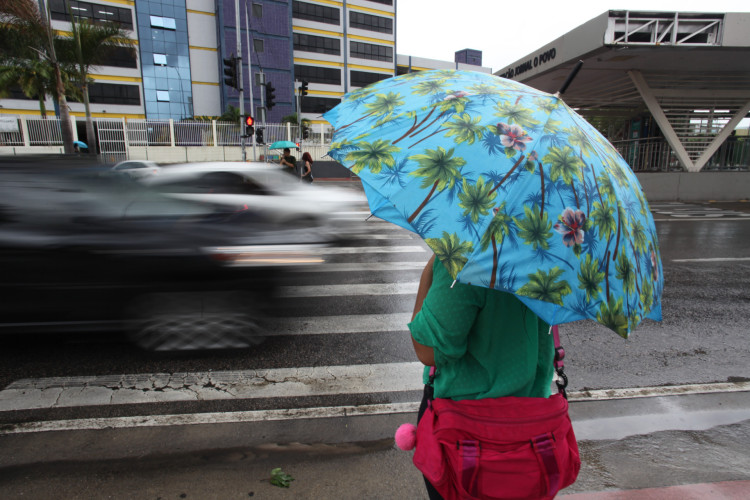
345;139;400;174
544;145;584;208
494;98;539;130
1;0;75;153
596;297;629;338
479;202;513;289
58;18;129;152
0;57;54;117
406;146;466;223
458;176;496;224
589;199;616;299
515;204;552;251
424;231;474;278
339;91;404;130
577;253;605;302
516;267;572;306
615;252;636;316
444;113;484;145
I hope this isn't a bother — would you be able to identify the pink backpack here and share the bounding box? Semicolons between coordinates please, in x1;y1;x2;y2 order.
412;326;580;499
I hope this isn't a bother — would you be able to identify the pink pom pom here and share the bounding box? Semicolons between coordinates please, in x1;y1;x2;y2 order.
395;423;417;450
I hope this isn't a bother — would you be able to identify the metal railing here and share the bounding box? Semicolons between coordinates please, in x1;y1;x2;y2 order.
612;136;749;171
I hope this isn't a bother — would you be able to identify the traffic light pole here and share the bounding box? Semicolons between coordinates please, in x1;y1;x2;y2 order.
234;0;246;161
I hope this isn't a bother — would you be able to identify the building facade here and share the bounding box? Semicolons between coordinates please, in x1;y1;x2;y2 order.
1;0;492;130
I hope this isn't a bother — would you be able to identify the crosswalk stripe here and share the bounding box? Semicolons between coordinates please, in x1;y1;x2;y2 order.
266;313;413;335
672;257;750;262
297;262;427;273
0;362;426;412
278;282;419;297
318;246;426;254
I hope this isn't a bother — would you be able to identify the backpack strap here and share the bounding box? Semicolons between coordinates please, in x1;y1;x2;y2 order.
533;433;562;497
458;440;480;497
552;325;568;399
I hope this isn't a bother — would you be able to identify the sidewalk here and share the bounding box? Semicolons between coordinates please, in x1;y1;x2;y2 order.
1;390;749;499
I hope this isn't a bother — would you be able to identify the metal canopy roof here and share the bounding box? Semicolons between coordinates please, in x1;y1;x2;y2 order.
495;11;750;171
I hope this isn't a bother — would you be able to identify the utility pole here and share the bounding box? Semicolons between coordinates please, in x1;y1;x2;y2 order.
234;0;245;161
244;4;256;161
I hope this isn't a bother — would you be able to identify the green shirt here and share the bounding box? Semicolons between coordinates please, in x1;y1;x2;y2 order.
408;259;554;400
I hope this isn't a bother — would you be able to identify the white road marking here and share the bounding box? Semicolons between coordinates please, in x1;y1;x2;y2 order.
266;313;413;335
0;362;426;412
318;246;426;254
297;262;427;273
2;381;748;435
278;282;419;297
672;257;750;262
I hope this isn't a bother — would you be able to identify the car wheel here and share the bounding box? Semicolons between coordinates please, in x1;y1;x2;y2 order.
127;291;267;351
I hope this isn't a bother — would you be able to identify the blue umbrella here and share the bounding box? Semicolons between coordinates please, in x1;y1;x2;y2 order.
269;140;298;150
325;69;663;338
73;140;88;149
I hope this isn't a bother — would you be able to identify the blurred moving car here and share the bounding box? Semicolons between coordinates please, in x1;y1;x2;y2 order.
139;162;364;239
111;160;161;179
0;167;331;351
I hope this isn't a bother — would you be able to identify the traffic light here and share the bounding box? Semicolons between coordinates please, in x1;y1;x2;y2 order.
302;124;310;140
244;116;254;137
265;82;276;110
223;56;238;90
299;80;308;97
255;127;264;144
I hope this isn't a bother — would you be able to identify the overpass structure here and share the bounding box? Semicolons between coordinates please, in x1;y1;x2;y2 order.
496;11;750;173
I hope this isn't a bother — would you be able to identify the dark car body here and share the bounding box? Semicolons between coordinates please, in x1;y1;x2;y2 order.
0;166;329;350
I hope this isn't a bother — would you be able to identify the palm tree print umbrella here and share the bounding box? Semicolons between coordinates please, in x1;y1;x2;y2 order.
324;70;663;337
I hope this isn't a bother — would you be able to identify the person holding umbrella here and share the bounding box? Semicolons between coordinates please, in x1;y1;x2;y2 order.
279;148;297;177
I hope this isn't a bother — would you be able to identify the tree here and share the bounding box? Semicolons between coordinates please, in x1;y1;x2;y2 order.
0;0;75;153
58;18;129;153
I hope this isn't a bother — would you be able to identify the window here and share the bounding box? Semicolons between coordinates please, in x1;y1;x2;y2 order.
100;46;138;68
86;83;140;105
301;96;340;114
252;3;262;17
253;39;264;53
366;0;393;4
153;53;167;66
150;15;176;30
350;70;391;87
294;65;341;86
292;1;340;25
350;41;392;62
156;90;170;102
293;33;340;56
48;0;133;30
349;11;392;34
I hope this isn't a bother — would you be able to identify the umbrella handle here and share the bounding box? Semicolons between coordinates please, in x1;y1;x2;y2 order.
554;60;584;97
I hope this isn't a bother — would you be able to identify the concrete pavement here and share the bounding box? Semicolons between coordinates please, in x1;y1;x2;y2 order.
1;388;749;499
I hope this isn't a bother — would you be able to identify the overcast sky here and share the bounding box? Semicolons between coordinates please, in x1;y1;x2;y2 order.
396;1;750;73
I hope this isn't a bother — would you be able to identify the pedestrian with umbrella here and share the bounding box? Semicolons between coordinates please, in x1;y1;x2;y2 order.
325;68;663;499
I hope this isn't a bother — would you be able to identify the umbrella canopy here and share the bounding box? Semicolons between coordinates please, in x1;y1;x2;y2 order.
269;140;298;150
324;69;663;337
73;140;88;149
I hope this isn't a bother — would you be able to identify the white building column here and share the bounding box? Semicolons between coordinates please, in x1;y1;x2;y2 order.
628;70;697;172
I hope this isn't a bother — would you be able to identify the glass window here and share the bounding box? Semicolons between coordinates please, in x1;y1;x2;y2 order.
48;0;133;30
350;70;391;87
153;53;168;66
365;0;393;4
294;65;341;86
156;90;170;102
253;39;264;53
350;41;392;62
301;96;340;114
292;1;339;25
349;11;393;34
294;33;340;56
150;15;176;30
85;83;141;105
252;3;262;17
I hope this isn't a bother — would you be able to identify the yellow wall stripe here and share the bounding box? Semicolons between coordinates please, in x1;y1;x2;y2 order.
347;4;394;16
186;9;215;16
193;81;219;86
313;0;343;7
347;33;394;45
98;0;135;6
294;58;344;68
293;26;343;38
189;45;218;52
347;62;394;72
309;90;344;97
73;112;145;119
91;74;142;83
0;109;144;119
